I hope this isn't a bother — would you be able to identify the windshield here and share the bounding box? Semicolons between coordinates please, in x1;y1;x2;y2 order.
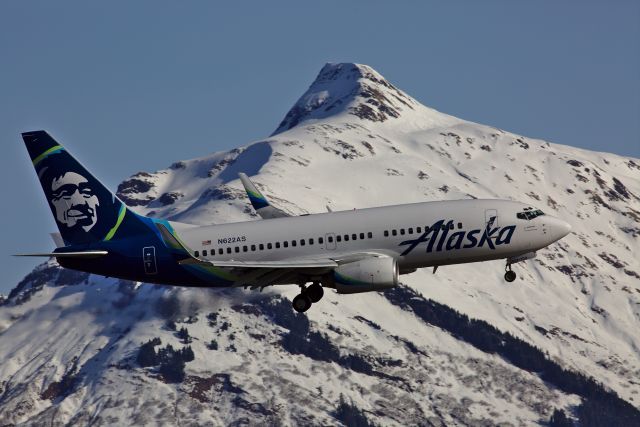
517;209;545;220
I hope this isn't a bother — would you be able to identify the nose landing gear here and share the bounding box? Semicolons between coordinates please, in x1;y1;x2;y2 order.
504;263;517;282
291;282;324;313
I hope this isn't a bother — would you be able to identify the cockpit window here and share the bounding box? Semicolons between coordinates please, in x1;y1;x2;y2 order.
517;209;545;220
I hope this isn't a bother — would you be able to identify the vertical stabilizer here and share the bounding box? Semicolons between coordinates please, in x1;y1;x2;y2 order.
22;130;152;245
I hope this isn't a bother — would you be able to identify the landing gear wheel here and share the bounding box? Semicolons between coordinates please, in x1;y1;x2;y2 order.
292;293;312;313
306;283;324;303
504;270;516;282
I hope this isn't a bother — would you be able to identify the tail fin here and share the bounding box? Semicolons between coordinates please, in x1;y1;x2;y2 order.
22;130;149;245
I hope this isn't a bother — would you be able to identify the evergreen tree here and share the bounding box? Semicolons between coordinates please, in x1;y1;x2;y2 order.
334;394;378;427
136;339;160;367
159;352;185;383
181;345;195;362
177;326;192;344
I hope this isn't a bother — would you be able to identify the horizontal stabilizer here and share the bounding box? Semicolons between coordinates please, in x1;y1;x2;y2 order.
14;251;108;258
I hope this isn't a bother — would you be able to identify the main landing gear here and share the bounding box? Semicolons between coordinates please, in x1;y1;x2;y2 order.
504;263;517;283
292;282;324;313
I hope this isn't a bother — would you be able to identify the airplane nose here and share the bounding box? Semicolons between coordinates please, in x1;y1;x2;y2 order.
559;220;572;237
548;217;571;240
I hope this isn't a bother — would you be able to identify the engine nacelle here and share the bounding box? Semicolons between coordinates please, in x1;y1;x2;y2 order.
329;256;398;294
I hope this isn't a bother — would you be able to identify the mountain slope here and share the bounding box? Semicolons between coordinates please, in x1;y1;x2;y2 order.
1;63;639;426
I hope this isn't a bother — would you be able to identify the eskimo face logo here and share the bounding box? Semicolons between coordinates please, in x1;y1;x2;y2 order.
49;172;100;231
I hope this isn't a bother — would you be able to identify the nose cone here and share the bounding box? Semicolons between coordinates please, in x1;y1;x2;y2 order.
548;216;572;241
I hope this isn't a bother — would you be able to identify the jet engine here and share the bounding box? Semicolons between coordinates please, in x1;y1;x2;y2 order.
328;256;398;294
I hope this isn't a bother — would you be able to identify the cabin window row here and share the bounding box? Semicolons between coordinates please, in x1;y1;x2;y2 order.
195;231;374;257
383;222;463;237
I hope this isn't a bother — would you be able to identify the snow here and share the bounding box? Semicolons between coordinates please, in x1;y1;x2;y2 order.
0;62;638;425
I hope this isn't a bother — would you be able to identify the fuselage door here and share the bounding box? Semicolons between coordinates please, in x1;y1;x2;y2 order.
325;233;337;250
485;209;498;228
143;246;158;275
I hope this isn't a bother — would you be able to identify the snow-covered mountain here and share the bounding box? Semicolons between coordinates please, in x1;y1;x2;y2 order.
1;63;639;426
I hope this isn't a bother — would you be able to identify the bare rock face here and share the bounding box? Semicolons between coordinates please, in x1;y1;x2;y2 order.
116;172;157;206
273;63;418;135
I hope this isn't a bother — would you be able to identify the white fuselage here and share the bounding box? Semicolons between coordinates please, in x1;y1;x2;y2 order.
176;199;570;273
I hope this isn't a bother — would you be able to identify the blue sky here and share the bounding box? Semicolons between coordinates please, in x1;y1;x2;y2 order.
1;1;639;294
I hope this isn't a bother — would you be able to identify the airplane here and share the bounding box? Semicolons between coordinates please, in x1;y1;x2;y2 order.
16;130;572;313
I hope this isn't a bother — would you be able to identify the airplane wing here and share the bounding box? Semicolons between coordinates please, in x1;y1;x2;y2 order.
238;173;291;219
179;258;338;269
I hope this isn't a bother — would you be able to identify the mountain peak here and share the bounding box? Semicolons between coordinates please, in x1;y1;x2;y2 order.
272;63;419;135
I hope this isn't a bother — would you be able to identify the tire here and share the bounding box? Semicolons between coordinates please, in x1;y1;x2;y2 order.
306;283;324;303
504;270;516;282
292;294;312;313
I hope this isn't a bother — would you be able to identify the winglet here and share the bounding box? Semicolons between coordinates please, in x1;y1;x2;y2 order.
238;173;290;219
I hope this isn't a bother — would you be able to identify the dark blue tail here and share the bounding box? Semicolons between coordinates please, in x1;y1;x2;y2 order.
22;130;152;246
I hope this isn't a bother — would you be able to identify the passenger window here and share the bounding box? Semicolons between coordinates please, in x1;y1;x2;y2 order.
292;240;297;247
195;250;200;257
276;242;281;249
226;247;231;254
458;222;462;229
328;236;333;243
203;250;208;256
300;239;305;246
450;223;454;230
384;230;389;237
319;237;324;244
408;227;413;234
344;235;349;241
337;235;342;242
243;246;248;252
417;226;422;233
400;229;405;235
218;248;223;255
267;243;272;249
284;241;289;248
251;244;256;251
235;247;240;253
352;234;357;240
367;232;372;238
259;244;264;250
309;238;314;245
360;232;365;239
392;230;397;236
